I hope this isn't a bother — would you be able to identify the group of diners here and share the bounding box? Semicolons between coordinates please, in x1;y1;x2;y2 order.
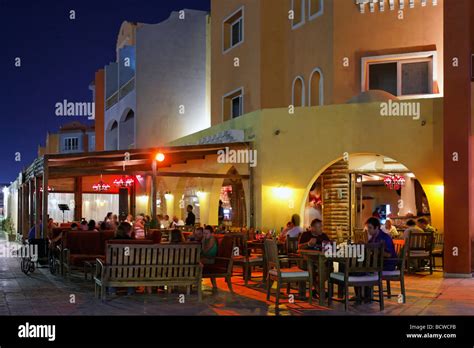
377;217;436;240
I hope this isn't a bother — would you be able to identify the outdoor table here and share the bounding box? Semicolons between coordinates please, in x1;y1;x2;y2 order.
298;249;328;306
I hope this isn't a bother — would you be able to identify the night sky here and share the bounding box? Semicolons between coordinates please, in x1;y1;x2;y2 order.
0;0;210;183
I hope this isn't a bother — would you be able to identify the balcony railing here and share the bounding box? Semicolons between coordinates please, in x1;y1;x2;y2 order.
119;77;135;100
355;0;438;14
105;92;119;110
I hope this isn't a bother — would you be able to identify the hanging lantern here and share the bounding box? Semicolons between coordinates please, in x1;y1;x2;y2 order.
113;176;134;187
40;186;54;192
384;175;406;190
93;175;110;192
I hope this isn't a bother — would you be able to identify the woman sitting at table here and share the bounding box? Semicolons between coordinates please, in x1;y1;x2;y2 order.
201;225;218;264
113;222;133;240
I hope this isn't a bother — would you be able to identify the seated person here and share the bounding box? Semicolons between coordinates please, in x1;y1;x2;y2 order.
80;219;88;231
381;219;399;239
403;219;424;240
113;222;133;240
70;223;79;231
169;229;185;243
416;217;436;233
298;218;330;251
366;217;397;271
201;225;218;264
187;227;204;242
87;220;98;232
280;214;304;241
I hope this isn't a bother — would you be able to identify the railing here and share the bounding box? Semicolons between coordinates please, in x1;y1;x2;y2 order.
105;92;119;110
119;77;135;101
355;0;438;14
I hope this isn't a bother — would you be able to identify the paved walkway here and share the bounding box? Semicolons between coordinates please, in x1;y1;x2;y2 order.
0;235;473;315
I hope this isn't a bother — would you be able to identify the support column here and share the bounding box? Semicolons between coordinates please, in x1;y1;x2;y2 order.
42;158;49;240
29;180;34;234
74;177;82;221
443;0;474;276
17;185;22;237
35;176;41;239
151;175;157;221
130;182;136;218
22;183;29;238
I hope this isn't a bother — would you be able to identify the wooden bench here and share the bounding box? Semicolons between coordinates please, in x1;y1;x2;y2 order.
94;243;202;301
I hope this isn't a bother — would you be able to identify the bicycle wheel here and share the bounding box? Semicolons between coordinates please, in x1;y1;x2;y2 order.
49;254;57;275
21;258;30;275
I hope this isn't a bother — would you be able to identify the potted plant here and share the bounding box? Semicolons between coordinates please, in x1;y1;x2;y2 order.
2;217;16;242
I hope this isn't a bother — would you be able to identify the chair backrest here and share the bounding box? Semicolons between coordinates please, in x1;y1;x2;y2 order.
228;233;249;256
344;242;384;273
392;239;407;270
353;229;368;244
408;231;434;252
433;232;444;251
286;236;299;254
63;231;103;255
147;229;162;243
264;239;280;272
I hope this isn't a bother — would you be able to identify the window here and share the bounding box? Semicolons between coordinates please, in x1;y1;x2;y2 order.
64;137;79;151
223;7;244;52
309;68;324;106
223;88;244;120
362;51;436;97
291;0;305;29
309;0;324;20
292;76;305;107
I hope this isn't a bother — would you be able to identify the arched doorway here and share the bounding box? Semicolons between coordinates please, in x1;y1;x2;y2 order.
220;166;246;228
119;109;135;150
106;120;119;151
303;154;432;240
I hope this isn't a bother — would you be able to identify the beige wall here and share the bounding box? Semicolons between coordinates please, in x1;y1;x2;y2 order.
211;0;443;117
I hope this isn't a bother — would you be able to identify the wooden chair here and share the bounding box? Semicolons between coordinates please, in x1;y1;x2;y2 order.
202;235;235;294
280;236;302;267
352;229;368;244
232;233;264;285
407;231;434;274
264;239;312;307
328;243;385;311
382;240;406;303
431;232;444;270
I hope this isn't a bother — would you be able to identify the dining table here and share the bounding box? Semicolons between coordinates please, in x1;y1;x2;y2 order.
298;248;329;306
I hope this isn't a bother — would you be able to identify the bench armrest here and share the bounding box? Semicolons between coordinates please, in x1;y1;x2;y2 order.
95;258;104;281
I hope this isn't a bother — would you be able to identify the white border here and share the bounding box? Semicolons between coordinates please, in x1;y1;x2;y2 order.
291;76;306;107
291;0;306;30
308;68;324;106
361;50;441;99
309;0;324;21
222;87;244;121
222;6;245;54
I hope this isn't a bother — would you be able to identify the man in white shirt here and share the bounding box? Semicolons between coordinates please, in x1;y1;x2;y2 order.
381;219;399;238
280;214;304;239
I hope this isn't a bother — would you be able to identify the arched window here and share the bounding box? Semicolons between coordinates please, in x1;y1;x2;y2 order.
106;121;119;151
309;68;324;106
119;109;135;150
292;76;305;107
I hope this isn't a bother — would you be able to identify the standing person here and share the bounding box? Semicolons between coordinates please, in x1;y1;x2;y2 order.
381;219;399;239
201;226;217;264
218;200;224;225
185;205;196;226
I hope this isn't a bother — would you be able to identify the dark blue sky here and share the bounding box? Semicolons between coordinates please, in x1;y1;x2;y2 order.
0;0;210;183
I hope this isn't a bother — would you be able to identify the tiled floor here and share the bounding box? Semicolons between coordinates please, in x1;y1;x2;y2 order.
1;237;474;315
